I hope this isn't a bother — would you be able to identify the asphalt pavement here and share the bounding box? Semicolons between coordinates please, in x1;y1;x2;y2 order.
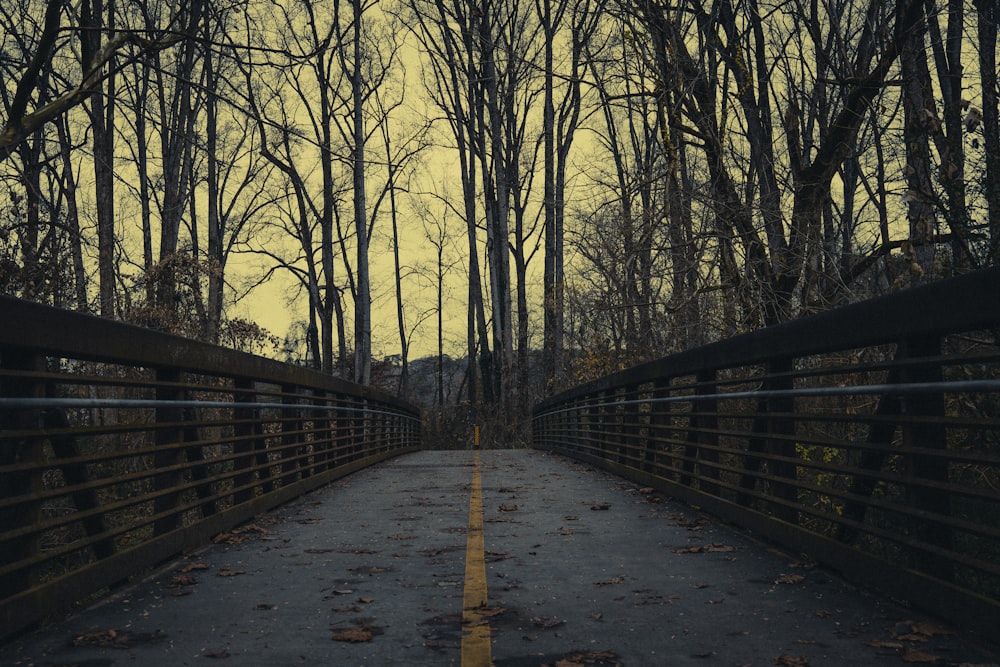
1;449;996;666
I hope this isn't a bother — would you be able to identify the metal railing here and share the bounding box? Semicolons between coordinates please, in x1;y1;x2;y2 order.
0;297;421;639
533;269;1000;636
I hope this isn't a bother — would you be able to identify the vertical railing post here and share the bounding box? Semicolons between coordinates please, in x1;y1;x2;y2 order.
0;349;46;599
586;396;599;456
278;384;298;488
694;368;720;496
622;384;639;466
184;397;217;517
899;335;951;581
153;368;184;536
767;358;798;524
231;378;257;506
644;379;669;475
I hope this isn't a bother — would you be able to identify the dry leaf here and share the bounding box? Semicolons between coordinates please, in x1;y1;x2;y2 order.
476;606;507;617
499;504;519;512
217;567;246;577
590;503;611;511
531;616;565;628
594;577;624;585
774;574;806;585
901;648;941;663
168;575;196;587
73;629;126;647
774;654;809;666
332;628;373;642
865;640;904;649
553;650;620;666
179;562;209;573
204;649;231;659
673;546;703;554
908;621;956;637
705;544;735;553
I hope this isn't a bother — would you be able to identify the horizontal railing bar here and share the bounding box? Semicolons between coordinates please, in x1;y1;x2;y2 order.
0;397;420;419
534;379;1000;418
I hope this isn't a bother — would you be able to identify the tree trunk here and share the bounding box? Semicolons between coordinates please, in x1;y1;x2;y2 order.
83;0;116;317
900;0;939;281
976;0;1000;262
204;5;223;343
352;0;371;385
56;118;88;311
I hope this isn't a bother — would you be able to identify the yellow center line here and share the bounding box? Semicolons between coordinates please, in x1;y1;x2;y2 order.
461;450;491;666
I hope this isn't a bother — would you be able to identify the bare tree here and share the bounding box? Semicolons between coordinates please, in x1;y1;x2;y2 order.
975;0;1000;261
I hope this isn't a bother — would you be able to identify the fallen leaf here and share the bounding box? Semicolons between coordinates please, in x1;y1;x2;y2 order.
217;567;246;577
499;504;519;512
673;546;703;554
639;487;654;494
73;629;127;648
254;604;277;611
204;649;231;658
705;544;735;553
305;548;334;554
590;503;611;511
901;648;941;663
476;606;507;617
908;621;956;637
358;597;374;604
179;562;209;573
552;650;619;666
564;515;578;521
348;565;390;574
774;574;806;585
297;517;324;524
865;640;904;649
774;654;809;666
333;605;363;613
168;575;196;587
332;628;373;642
594;577;624;585
531;616;565;629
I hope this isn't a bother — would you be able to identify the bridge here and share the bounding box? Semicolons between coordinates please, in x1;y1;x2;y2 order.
1;270;999;665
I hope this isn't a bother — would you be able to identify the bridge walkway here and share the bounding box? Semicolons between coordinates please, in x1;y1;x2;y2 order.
1;450;996;667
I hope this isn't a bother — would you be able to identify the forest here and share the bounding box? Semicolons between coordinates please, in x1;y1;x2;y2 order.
1;0;998;426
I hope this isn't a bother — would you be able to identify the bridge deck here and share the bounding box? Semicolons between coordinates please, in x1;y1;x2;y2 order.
1;450;994;666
